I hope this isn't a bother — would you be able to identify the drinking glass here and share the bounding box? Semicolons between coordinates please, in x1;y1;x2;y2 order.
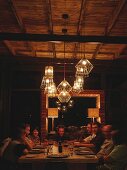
69;144;74;156
48;144;53;154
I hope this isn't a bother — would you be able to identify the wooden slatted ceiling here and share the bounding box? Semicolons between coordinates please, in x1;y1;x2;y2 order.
91;0;126;59
0;0;20;32
82;0;118;35
0;0;127;60
111;5;127;35
13;0;49;34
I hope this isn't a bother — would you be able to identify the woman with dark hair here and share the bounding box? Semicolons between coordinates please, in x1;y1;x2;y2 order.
21;123;34;149
30;127;40;145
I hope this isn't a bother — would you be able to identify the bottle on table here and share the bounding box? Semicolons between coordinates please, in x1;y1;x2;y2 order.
58;141;62;153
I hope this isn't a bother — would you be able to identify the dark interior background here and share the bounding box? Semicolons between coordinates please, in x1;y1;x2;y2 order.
48;97;96;129
11;91;40;134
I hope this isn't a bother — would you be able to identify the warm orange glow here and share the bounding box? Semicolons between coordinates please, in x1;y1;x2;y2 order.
88;108;99;118
48;108;58;118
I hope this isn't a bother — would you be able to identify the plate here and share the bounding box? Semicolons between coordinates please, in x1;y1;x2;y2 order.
29;149;44;154
47;154;69;158
33;145;45;149
32;149;41;151
84;155;95;158
26;154;36;158
74;142;80;144
78;147;90;150
78;150;90;153
75;150;94;155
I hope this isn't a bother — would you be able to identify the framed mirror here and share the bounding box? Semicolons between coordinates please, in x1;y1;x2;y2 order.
40;90;105;139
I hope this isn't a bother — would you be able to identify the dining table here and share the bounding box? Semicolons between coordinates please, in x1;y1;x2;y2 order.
18;142;98;170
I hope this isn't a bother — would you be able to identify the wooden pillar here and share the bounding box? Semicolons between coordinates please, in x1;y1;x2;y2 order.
99;91;105;124
40;90;47;140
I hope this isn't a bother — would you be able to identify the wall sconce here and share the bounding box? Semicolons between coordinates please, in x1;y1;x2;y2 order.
48;108;58;131
88;108;99;123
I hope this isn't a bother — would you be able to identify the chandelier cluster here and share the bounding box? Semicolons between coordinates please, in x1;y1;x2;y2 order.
72;58;93;93
40;57;93;103
40;66;57;97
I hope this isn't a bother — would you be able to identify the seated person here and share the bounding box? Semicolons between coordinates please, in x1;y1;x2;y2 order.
54;125;69;142
67;126;79;141
78;123;92;141
96;125;114;161
3;127;30;163
0;137;12;158
22;123;34;149
74;122;104;153
30;127;40;145
83;123;94;143
86;123;92;136
97;129;127;170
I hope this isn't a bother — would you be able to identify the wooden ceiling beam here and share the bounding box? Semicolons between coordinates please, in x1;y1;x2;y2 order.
7;0;25;32
115;45;127;59
16;49;114;55
2;41;16;56
92;43;103;59
46;0;53;33
92;0;126;59
46;0;56;58
77;0;87;34
0;33;127;44
7;0;35;57
73;0;87;59
0;28;15;55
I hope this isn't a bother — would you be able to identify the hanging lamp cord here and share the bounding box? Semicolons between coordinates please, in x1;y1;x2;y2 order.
84;10;86;59
64;41;65;80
